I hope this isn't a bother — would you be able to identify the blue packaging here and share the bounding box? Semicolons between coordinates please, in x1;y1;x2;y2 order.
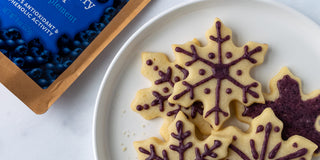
0;0;150;113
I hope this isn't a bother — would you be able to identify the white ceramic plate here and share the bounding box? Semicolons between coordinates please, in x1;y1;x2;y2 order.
93;0;320;159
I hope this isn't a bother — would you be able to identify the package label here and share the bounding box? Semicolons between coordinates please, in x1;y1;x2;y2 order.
0;0;128;88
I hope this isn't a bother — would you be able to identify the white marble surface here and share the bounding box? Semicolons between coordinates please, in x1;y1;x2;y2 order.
0;0;319;160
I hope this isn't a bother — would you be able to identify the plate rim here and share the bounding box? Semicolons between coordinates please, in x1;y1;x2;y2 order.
92;0;320;159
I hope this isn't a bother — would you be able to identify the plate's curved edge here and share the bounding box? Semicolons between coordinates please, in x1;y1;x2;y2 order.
92;0;320;160
258;0;320;31
92;0;205;159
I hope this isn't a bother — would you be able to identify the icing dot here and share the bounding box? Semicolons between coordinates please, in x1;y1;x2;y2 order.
146;59;153;65
226;88;232;94
174;76;181;82
208;52;215;59
292;142;298;148
153;66;158;71
237;70;242;76
204;88;211;94
163;87;169;93
143;104;150;110
252;82;258;87
256;125;264;133
136;105;143;111
274;126;280;132
226;52;232;58
233;136;237;141
199;69;206;75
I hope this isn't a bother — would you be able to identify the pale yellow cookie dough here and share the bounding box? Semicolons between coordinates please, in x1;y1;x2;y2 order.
215;108;317;160
134;112;231;160
168;18;268;130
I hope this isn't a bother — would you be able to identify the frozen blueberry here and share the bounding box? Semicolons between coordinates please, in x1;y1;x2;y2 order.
85;30;98;42
52;54;63;64
5;39;16;49
45;63;55;70
89;22;106;32
0;39;5;48
0;30;9;40
14;45;28;56
13;57;25;67
27;68;43;79
63;60;73;68
29;47;41;57
7;28;22;40
35;56;47;64
99;14;111;25
70;48;83;59
113;0;128;9
0;49;8;56
40;50;50;61
57;34;71;48
37;78;49;88
74;31;88;42
24;56;36;66
55;63;65;73
59;47;71;56
45;69;58;81
81;41;89;49
15;39;26;46
28;38;43;51
104;7;117;16
73;40;81;48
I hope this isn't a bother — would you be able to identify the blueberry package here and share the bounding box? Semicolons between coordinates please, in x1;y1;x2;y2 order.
0;0;150;114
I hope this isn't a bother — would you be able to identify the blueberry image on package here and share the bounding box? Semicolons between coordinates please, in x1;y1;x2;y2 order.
0;0;128;89
0;0;150;114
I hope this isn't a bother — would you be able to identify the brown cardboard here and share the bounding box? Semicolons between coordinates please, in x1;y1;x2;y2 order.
0;0;150;114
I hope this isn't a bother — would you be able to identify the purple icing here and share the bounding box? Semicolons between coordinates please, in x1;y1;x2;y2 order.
268;142;281;159
173;21;262;125
242;75;320;153
276;148;308;160
199;69;206;75
208;52;215;59
190;101;204;118
260;122;272;160
233;136;237;141
237;70;242;76
256;125;264;133
136;105;143;111
144;104;150;110
175;64;189;80
195;140;221;160
274;126;280;132
204;88;211;94
150;91;171;112
146;59;153;65
226;52;232;58
174;76;181;82
153;66;159;71
169;120;193;160
293;142;298;148
226;88;232;94
230;122;309;160
163;87;169;93
250;139;259;159
138;144;169;160
155;67;174;87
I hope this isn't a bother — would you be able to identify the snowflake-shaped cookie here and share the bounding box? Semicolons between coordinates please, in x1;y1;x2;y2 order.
238;67;320;155
134;112;231;160
215;108;317;160
131;52;212;140
168;18;268;129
